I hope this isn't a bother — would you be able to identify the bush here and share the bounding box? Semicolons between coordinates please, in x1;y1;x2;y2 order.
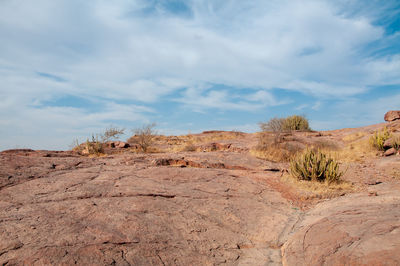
130;123;157;152
258;115;311;146
260;115;310;133
101;126;125;142
85;134;104;155
259;117;285;132
290;148;343;184
370;127;391;151
282;115;310;131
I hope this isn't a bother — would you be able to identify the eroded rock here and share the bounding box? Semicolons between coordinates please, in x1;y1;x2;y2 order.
384;110;400;122
282;188;400;265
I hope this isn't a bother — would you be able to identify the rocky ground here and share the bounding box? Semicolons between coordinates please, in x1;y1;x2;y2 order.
1;121;400;265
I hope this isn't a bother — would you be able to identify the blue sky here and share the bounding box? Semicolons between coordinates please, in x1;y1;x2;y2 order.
0;0;399;150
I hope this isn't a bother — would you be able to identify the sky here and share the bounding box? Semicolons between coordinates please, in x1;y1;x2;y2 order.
0;0;399;150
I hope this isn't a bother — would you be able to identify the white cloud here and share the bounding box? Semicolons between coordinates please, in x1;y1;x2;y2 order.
0;0;399;149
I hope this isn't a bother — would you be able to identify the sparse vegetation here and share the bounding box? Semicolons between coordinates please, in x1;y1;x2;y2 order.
259;115;311;146
281;174;354;199
282;115;311;131
254;115;311;162
101;126;125;142
392;134;400;151
71;126;125;156
182;141;197;152
251;132;302;162
260;115;311;134
129;123;157;153
84;134;104;155
370;127;391;151
290;148;343;184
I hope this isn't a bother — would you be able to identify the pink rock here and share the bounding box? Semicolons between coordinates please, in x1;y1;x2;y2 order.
116;141;129;148
383;138;394;149
384;110;400;122
384;147;396;156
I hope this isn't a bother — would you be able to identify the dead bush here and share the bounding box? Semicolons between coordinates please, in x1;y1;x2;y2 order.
129;123;157;153
101;126;125;142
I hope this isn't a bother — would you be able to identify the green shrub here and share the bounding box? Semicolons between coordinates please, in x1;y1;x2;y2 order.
370;127;391;151
282;115;310;131
290;148;343;184
85;134;104;155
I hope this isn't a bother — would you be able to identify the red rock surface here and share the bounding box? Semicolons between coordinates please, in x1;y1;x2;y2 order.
1;126;400;265
282;182;400;265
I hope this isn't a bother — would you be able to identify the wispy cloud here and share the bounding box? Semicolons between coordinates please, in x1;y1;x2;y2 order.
0;0;399;149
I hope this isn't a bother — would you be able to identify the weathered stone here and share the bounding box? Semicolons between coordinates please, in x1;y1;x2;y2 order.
116;141;130;148
282;190;400;265
1;126;400;265
384;147;396;156
383;138;394;149
384;110;400;122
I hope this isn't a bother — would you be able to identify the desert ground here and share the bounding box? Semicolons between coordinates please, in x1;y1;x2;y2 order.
1;119;400;265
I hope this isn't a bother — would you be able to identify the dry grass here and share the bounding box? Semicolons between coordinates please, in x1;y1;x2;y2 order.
332;138;378;163
188;131;245;144
251;132;308;162
251;132;297;162
281;174;355;199
251;146;297;162
155;131;244;153
342;132;367;142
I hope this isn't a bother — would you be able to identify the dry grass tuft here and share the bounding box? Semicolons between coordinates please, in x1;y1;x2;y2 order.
370;127;391;151
281;174;354;199
334;137;378;163
250;146;296;162
251;132;302;162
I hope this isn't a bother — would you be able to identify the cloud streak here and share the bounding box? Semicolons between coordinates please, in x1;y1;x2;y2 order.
0;0;399;149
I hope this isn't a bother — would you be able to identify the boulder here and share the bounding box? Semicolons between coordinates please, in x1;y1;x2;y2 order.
116;141;130;148
106;141;130;148
384;147;396;156
383;138;394;149
106;142;116;148
384;110;400;122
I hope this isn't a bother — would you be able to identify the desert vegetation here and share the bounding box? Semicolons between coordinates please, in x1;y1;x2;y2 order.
128;123;157;153
290;148;343;184
259;115;311;134
253;115;312;162
370;127;391;151
3;111;400;265
72;126;125;156
101;126;125;142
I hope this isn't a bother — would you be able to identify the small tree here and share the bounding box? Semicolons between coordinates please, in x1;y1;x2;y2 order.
132;123;157;152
